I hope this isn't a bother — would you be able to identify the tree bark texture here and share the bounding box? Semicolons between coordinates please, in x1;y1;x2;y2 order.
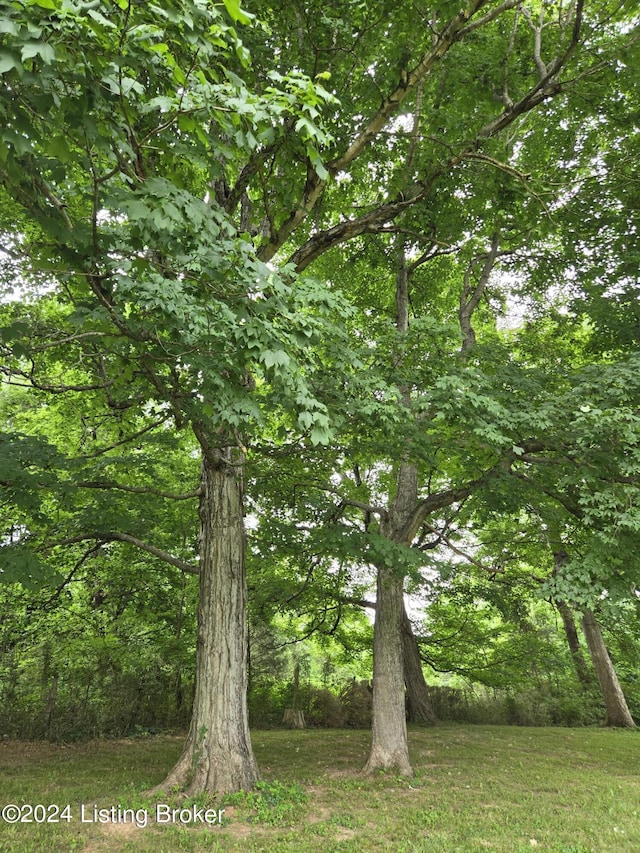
555;599;594;689
364;562;413;776
402;608;438;725
364;462;417;777
581;609;636;728
155;451;259;794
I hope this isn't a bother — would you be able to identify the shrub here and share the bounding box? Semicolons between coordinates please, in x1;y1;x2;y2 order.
306;687;346;727
340;680;372;728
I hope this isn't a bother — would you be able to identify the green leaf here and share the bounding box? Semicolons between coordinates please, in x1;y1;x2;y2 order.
308;148;329;180
21;41;56;64
0;20;18;36
2;128;32;155
46;135;72;162
222;0;253;25
87;8;117;29
261;350;291;370
0;51;22;75
0;321;31;342
310;425;330;445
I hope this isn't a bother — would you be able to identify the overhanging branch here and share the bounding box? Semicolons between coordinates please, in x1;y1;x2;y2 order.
78;481;201;501
54;533;199;575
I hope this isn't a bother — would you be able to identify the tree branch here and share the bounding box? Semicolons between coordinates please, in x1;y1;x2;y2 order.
31;332;108;352
257;0;490;262
1;364;116;394
78;481;201;501
457;0;521;37
459;232;500;353
80;415;172;458
422;521;503;574
329;0;489;174
289;184;431;271
398;483;477;546
55;533;199;575
289;7;588;276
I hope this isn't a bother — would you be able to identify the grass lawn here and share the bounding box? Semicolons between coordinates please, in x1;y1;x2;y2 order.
0;724;638;852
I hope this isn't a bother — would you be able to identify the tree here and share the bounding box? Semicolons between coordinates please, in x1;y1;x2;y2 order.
249;0;637;771
449;488;640;726
0;0;340;794
256;0;638;773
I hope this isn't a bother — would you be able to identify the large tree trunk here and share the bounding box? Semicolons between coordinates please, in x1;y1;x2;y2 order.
581;609;636;728
364;563;412;776
154;450;259;794
364;459;416;777
555;599;594;689
402;608;437;725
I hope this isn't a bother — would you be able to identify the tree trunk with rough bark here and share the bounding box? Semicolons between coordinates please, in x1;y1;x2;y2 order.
154;450;259;794
581;609;636;728
364;460;416;777
402;608;437;725
364;562;413;776
555;600;594;689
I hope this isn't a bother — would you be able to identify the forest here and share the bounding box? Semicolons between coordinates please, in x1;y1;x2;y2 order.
1;0;640;809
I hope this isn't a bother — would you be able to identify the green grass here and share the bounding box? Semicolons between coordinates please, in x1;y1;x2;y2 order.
1;725;639;851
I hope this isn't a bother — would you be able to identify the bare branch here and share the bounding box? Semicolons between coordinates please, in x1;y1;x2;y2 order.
289;185;431;271
55;533;199;575
501;7;520;108
329;0;488;174
78;481;201;501
262;0;588;269
459;232;500;354
457;0;521;38
32;174;73;232
398;484;475;546
422;521;503;574
522;4;548;80
294;481;389;521
31;332;108;352
80;415;172;458
290;3;587;276
42;544;102;608
1;365;116;394
477;0;585;140
226;133;289;217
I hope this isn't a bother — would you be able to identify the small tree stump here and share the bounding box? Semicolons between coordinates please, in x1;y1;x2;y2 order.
283;709;305;728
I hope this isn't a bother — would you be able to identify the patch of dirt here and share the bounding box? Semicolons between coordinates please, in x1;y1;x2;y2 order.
81;821;147;853
335;828;357;841
306;806;332;823
214;806;257;840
